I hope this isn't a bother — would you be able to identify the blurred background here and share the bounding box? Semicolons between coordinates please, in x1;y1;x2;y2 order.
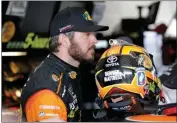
1;1;176;122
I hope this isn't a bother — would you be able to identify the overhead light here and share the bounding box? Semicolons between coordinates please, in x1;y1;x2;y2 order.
2;52;27;56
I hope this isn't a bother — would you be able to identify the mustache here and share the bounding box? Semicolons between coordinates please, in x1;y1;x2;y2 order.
89;45;96;50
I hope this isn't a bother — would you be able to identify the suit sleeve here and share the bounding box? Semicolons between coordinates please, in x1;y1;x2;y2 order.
25;89;67;122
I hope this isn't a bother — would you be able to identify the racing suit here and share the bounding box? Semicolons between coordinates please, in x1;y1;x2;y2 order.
20;53;82;122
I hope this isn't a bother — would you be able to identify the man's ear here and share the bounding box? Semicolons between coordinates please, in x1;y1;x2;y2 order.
58;34;70;48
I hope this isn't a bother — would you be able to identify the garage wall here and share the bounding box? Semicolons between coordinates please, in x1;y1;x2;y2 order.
95;1;176;36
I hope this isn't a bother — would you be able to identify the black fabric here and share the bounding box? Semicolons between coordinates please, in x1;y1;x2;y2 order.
20;53;82;122
93;109;137;122
159;60;177;89
50;7;109;37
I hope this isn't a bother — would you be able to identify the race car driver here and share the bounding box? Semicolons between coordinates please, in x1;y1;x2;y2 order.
19;7;109;122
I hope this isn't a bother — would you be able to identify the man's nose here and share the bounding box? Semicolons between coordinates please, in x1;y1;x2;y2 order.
91;34;98;44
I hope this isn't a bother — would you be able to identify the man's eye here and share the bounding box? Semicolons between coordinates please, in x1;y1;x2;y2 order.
87;32;95;36
87;33;90;36
93;32;96;36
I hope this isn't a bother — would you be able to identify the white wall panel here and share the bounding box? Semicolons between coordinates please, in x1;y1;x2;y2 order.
94;1;176;36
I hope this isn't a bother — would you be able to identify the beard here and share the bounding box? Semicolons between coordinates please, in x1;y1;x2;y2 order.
68;41;95;63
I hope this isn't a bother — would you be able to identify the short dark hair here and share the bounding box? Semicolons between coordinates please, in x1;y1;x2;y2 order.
49;32;74;53
49;35;59;52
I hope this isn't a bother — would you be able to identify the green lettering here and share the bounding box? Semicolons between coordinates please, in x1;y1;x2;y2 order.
6;42;12;48
6;42;24;49
42;38;49;48
15;42;21;49
24;33;35;49
31;35;38;48
44;38;50;48
38;38;44;48
32;36;50;48
20;42;24;48
22;33;50;49
11;42;16;49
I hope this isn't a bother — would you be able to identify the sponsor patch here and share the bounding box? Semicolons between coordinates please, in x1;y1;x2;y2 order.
111;96;123;103
138;54;152;69
45;113;59;117
137;72;146;86
59;25;74;33
52;74;60;81
39;105;60;110
138;54;144;66
136;67;146;86
105;56;119;67
107;56;118;63
83;11;92;21
144;55;153;69
69;71;77;79
39;112;45;117
112;105;132;111
68;106;79;118
104;70;124;82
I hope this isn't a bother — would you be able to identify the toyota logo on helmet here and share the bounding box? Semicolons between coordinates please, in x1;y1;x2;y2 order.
107;56;118;63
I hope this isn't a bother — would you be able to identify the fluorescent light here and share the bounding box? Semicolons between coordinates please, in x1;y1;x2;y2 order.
2;52;27;56
165;18;176;38
96;40;108;49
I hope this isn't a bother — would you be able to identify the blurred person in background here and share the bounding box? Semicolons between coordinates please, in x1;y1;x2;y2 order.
19;7;109;122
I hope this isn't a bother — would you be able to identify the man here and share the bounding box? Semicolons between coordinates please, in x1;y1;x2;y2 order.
20;7;109;122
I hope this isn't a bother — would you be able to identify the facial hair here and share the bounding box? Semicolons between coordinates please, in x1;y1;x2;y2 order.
68;40;95;63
